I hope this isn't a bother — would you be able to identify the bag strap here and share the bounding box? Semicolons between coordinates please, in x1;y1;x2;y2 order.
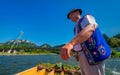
74;16;85;35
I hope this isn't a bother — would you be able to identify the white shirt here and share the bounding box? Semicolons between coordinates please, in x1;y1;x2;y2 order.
74;15;98;51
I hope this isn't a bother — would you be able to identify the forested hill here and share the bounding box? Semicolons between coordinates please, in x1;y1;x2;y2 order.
0;33;120;51
103;33;120;48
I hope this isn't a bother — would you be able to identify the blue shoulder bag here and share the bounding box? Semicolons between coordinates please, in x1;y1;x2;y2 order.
76;15;111;65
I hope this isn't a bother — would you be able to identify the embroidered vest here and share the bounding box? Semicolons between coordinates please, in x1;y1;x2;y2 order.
74;15;111;65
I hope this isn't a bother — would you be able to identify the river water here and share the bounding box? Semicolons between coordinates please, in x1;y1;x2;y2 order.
0;55;120;75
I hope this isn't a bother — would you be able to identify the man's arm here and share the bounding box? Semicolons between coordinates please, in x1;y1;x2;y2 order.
69;24;95;46
60;24;96;60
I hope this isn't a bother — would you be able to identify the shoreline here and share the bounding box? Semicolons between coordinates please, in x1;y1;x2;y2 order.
0;52;120;58
0;52;58;56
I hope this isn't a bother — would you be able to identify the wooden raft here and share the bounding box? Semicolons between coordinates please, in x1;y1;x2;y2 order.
15;66;81;75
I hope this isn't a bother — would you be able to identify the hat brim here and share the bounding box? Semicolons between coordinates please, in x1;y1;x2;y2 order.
67;9;82;19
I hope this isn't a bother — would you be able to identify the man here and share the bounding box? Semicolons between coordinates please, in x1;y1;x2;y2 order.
60;9;109;75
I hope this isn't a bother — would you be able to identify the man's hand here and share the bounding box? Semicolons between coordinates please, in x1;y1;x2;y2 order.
60;43;73;60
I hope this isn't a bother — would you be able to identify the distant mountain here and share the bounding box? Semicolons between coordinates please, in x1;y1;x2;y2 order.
8;39;31;43
53;44;65;49
1;39;66;50
4;39;38;49
113;33;120;39
40;44;51;48
0;43;3;45
39;43;65;49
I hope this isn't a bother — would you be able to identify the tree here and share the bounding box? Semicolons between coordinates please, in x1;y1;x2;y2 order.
108;37;120;47
103;33;109;42
0;44;3;51
114;33;120;39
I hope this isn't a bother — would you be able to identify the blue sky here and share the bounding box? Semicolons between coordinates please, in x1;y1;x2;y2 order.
0;0;120;46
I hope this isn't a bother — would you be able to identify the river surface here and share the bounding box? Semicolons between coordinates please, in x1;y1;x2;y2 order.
0;55;120;75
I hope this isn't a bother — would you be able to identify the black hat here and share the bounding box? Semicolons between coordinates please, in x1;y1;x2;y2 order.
67;9;82;19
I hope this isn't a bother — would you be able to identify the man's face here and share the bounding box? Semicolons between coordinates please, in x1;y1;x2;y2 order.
69;11;80;22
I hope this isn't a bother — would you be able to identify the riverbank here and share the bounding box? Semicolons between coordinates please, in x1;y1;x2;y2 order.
1;51;120;58
0;52;57;56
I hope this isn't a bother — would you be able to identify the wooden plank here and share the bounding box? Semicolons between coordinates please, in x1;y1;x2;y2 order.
15;67;37;75
47;70;54;75
34;69;46;75
60;71;64;75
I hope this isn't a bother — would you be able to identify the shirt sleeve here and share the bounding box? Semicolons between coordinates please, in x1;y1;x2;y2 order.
74;44;82;51
81;15;98;28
